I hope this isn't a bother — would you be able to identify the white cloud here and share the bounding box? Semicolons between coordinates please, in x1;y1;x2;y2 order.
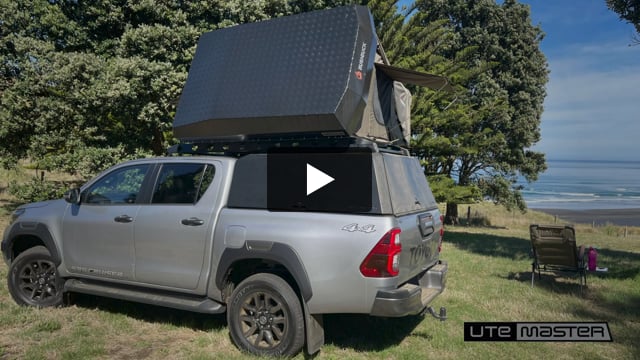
536;60;640;161
528;10;640;163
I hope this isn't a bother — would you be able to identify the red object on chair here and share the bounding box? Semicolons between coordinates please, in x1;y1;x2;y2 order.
588;247;598;271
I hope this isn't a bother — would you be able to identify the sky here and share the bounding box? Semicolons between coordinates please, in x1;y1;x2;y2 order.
521;0;639;161
400;0;639;161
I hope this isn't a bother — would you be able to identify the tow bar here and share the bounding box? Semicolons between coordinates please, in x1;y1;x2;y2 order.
423;306;447;321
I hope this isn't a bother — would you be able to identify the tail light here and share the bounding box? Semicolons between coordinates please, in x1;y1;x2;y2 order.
359;228;402;277
438;215;444;253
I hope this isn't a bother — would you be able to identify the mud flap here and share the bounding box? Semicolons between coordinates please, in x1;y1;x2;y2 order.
303;301;324;355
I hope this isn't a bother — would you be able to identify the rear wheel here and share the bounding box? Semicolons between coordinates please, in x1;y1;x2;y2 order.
7;246;64;307
227;273;305;357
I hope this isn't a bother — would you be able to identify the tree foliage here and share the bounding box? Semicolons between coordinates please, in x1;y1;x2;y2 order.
370;0;548;223
606;0;640;44
0;0;356;201
1;0;548;211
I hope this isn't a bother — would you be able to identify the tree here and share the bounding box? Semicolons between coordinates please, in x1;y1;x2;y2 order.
1;0;548;214
0;0;189;172
367;0;490;224
606;0;640;44
0;0;355;201
397;0;548;224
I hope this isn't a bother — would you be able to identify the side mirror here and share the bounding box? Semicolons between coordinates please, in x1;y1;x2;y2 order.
64;188;81;204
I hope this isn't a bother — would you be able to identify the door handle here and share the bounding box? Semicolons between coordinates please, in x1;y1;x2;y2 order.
114;215;133;223
181;217;204;226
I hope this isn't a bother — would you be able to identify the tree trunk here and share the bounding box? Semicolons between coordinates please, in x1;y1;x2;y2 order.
444;202;459;225
151;126;165;155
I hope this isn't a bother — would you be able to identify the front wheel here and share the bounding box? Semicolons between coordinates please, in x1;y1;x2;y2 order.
7;246;64;307
227;273;305;357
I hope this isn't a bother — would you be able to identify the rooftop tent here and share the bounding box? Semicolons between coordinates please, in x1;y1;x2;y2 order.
173;5;451;148
356;62;454;146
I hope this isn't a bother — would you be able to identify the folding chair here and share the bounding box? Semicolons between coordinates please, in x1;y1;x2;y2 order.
529;224;587;293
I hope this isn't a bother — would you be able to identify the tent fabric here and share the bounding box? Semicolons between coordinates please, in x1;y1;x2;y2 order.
355;67;412;147
375;69;404;146
393;81;412;145
355;69;389;142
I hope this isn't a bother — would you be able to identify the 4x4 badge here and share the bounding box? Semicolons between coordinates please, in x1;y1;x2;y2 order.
341;223;376;233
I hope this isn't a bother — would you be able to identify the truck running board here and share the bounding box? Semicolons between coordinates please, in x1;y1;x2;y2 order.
64;279;226;314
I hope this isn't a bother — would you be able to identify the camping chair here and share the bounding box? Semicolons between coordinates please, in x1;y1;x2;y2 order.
529;224;587;294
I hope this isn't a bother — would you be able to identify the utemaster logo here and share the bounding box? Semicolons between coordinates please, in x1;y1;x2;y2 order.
464;322;613;342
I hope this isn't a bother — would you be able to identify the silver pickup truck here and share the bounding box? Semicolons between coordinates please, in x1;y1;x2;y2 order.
2;144;447;357
4;5;449;357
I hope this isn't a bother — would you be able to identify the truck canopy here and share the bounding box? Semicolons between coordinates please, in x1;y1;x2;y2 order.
227;151;438;215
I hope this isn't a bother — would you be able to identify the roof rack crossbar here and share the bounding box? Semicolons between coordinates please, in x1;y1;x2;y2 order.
167;134;409;157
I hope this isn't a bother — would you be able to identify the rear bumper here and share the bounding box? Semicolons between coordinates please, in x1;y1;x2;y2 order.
370;260;447;317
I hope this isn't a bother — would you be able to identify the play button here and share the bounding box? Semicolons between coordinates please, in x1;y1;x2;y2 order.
267;147;372;213
306;164;334;195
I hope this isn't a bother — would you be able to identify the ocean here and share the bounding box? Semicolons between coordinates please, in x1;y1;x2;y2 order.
519;160;640;210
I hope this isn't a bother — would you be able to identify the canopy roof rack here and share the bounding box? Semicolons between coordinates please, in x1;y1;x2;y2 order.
167;133;409;157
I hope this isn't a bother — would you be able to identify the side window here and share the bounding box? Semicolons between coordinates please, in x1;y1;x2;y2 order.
85;165;150;204
152;163;215;204
197;165;215;202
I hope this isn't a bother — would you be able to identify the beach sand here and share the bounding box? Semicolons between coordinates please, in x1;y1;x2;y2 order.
533;208;640;227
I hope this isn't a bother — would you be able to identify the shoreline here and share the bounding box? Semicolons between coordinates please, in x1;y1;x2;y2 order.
531;208;640;227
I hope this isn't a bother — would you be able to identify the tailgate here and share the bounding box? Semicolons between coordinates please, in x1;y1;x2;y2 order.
396;208;443;283
379;152;443;283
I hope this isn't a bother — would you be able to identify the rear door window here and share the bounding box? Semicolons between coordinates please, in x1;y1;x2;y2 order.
383;154;437;215
151;163;215;204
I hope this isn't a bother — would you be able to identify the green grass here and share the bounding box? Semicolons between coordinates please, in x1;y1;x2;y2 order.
0;170;638;359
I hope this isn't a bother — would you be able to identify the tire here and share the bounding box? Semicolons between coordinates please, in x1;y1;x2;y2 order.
7;246;64;308
227;273;305;357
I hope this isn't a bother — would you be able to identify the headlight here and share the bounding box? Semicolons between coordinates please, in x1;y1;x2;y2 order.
10;208;25;224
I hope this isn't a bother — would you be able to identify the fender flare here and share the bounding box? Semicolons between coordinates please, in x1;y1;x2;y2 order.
216;241;313;302
3;222;61;265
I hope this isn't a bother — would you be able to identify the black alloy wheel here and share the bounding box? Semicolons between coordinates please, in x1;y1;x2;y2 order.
8;246;64;307
227;273;305;357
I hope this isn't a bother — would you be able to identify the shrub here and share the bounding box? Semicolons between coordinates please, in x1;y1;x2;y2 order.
8;178;67;203
35;146;151;181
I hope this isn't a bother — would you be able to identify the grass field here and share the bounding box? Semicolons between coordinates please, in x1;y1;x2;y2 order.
0;168;638;359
